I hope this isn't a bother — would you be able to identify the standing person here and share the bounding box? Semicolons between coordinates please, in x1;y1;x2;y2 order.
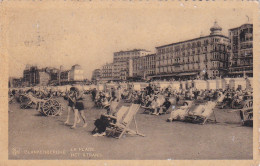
64;87;87;129
91;88;97;101
64;88;79;126
73;88;88;129
111;88;117;101
116;86;122;102
146;83;153;96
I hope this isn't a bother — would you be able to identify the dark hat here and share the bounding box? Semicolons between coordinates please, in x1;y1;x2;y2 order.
70;86;79;93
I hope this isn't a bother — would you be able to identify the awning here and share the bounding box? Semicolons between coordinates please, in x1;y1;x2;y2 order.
177;72;198;76
150;74;177;78
228;71;253;74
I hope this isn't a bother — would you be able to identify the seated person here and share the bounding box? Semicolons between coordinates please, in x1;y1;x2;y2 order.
92;115;111;137
9;89;16;103
145;94;154;107
92;106;119;137
158;97;172;114
151;96;161;115
167;101;192;122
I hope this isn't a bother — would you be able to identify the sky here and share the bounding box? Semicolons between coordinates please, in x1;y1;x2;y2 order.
7;7;253;79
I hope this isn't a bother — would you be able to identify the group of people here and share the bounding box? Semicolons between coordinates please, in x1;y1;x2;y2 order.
89;83;253;127
8;82;253;137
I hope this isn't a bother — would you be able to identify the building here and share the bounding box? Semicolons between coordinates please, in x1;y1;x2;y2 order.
48;68;59;85
92;69;102;81
9;77;23;88
133;54;156;80
70;64;84;82
101;63;114;81
155;21;230;80
228;23;253;77
113;49;151;80
23;65;38;86
38;70;50;86
60;70;71;85
23;65;51;86
22;64;85;86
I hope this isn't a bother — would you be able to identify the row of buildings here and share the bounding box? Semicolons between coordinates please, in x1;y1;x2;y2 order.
92;22;253;82
9;64;85;87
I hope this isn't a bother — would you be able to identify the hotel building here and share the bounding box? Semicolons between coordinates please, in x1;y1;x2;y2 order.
155;21;230;80
228;23;253;77
101;63;114;81
113;49;151;80
132;54;156;80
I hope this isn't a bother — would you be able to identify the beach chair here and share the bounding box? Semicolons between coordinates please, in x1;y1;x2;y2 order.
141;104;154;114
107;101;119;115
103;106;129;124
107;104;145;139
240;100;253;126
20;93;44;109
229;99;253;126
124;93;133;103
104;106;130;136
142;95;165;114
185;101;217;124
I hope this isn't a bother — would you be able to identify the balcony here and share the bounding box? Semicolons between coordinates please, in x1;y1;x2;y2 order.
172;62;181;66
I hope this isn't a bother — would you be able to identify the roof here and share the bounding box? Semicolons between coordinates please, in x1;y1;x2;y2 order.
210;21;222;31
114;49;151;54
145;53;156;57
229;23;253;31
155;34;228;49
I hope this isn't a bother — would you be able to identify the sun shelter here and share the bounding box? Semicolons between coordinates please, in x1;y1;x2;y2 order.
132;82;141;91
171;81;181;90
229;78;247;90
207;80;217;90
180;81;186;90
97;83;105;91
193;80;207;90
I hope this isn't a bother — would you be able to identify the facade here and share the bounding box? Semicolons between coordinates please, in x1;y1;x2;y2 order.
228;24;253;77
70;64;84;81
48;68;59;85
155;21;230;80
92;69;102;81
22;64;84;87
23;65;38;86
9;77;23;88
113;49;151;80
23;65;51;86
133;54;156;80
38;71;50;86
101;63;114;81
60;70;70;84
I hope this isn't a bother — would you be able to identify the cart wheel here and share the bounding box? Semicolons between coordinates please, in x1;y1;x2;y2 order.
42;99;61;116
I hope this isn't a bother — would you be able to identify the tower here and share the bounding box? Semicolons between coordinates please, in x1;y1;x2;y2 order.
210;21;222;35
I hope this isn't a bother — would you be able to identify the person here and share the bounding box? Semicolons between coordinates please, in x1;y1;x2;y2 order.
92;115;111;136
64;87;87;129
111;88;116;101
167;101;192;122
151;95;161;115
146;83;153;96
91;88;97;101
158;97;172;115
9;89;16;104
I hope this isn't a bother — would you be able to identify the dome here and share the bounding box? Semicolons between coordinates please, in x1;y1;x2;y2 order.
210;21;222;31
72;64;82;70
210;21;222;35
